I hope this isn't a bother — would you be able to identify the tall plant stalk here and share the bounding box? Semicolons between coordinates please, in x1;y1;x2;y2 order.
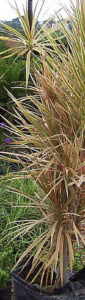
28;0;33;31
63;237;68;284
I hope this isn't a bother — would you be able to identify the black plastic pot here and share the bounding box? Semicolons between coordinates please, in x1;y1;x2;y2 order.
0;286;11;300
12;257;85;300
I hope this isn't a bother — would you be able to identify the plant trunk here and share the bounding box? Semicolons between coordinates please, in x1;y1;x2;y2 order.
28;0;33;31
63;235;68;285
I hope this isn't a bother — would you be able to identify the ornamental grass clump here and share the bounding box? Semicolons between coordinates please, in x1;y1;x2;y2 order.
0;0;85;288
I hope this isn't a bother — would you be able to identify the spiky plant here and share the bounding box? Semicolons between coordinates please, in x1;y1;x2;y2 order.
0;0;55;87
0;0;85;287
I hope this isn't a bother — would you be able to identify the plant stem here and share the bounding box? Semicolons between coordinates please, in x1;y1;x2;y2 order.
63;235;68;284
28;0;33;31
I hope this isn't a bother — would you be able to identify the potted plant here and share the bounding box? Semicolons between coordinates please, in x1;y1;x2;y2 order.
0;0;85;299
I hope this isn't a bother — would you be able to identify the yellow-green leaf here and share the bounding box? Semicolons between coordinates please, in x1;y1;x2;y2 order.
26;50;31;88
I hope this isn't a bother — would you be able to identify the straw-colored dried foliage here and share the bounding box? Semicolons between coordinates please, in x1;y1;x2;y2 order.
0;0;85;287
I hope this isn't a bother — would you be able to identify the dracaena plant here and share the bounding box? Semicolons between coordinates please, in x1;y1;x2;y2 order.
0;0;85;288
0;0;56;88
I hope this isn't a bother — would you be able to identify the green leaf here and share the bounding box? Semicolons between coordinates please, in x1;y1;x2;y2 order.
26;50;31;88
0;22;25;40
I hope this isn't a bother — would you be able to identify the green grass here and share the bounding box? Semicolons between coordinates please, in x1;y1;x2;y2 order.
74;247;85;271
0;161;42;287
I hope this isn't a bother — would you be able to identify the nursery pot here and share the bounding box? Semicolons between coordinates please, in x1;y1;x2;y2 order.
12;257;85;300
0;286;11;300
